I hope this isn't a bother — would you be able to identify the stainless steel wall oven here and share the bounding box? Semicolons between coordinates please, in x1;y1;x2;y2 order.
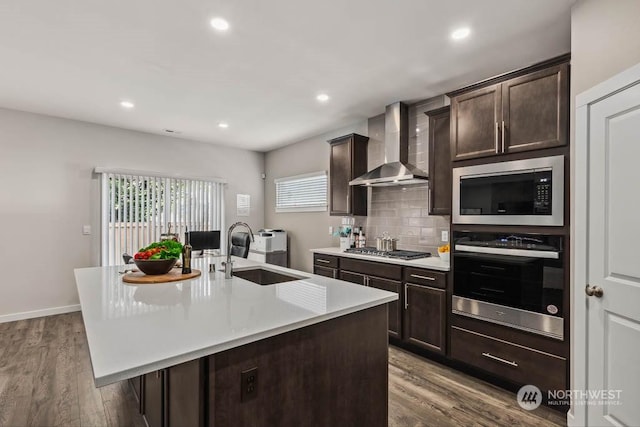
452;231;565;340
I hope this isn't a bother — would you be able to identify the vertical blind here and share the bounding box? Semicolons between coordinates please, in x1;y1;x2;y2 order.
98;170;225;266
275;171;327;212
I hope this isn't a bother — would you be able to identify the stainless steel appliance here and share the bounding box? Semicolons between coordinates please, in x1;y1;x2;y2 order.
344;247;431;260
452;231;565;340
452;155;564;226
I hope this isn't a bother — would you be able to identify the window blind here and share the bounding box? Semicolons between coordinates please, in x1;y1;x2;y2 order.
98;170;225;266
275;171;327;212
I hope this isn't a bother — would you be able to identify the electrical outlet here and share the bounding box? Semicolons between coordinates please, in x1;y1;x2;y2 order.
240;367;258;402
82;225;91;235
441;231;449;242
329;226;333;235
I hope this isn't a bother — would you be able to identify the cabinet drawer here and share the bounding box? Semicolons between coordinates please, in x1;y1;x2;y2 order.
450;326;566;392
403;267;446;289
313;254;339;269
314;265;338;279
339;270;366;286
340;258;402;280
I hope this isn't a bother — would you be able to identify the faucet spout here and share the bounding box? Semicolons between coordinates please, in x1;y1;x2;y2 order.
224;222;255;279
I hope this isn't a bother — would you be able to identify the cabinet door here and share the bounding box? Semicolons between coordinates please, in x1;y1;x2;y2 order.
167;359;205;427
329;138;352;215
129;376;143;412
329;134;368;216
427;108;451;215
339;270;366;286
314;265;337;279
451;84;501;161
403;284;446;354
144;370;165;427
368;276;402;339
502;63;568;153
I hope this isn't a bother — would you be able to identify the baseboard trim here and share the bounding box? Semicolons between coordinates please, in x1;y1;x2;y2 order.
0;304;81;323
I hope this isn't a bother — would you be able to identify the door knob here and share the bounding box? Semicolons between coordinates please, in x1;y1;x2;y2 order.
585;284;604;298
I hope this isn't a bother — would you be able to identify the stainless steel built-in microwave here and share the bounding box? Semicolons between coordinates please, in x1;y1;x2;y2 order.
452;155;564;226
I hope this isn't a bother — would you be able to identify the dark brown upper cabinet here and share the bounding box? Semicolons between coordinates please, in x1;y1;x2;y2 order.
328;133;369;216
449;57;569;161
426;106;452;215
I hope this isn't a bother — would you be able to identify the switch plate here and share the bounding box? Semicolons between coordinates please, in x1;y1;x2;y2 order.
82;225;91;235
441;231;449;242
329;226;333;235
240;367;258;402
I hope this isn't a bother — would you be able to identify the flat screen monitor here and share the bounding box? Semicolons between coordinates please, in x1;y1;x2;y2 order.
189;231;221;251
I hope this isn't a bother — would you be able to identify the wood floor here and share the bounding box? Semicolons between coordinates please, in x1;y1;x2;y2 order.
0;312;566;427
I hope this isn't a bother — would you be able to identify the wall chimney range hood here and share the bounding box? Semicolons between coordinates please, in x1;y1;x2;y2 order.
349;102;429;187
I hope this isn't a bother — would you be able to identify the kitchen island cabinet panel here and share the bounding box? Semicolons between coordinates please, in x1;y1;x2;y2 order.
143;370;165;427
210;304;388;427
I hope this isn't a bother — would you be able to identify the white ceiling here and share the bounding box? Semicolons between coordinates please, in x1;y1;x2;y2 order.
0;0;574;152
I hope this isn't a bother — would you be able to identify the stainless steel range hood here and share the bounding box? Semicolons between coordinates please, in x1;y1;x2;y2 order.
349;102;429;187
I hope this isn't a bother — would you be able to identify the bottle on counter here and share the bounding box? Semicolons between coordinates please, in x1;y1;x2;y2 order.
351;227;359;248
182;229;192;274
359;230;366;248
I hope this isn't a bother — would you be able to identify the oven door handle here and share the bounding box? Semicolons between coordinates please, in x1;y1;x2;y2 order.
455;244;559;259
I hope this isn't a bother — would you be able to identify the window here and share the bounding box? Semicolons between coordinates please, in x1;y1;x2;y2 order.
96;168;225;266
275;171;327;213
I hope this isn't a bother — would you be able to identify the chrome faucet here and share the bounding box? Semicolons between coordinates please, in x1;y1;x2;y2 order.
223;222;255;279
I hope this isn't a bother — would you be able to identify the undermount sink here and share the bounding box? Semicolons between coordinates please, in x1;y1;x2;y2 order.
233;268;307;285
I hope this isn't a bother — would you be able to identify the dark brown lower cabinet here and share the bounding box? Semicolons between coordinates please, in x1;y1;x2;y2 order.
313;265;338;278
339;269;401;339
167;359;205;427
403;284;446;354
128;376;143;413
368;276;401;339
144;370;165;427
450;326;567;393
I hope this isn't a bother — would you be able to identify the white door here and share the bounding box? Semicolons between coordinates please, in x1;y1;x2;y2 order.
578;72;640;426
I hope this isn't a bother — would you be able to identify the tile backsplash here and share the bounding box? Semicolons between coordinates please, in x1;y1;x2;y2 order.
365;185;449;254
364;95;450;254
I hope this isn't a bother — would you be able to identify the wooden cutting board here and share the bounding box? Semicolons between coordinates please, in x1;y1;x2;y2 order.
122;268;201;284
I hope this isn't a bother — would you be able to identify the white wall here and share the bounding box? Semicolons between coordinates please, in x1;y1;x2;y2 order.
569;1;640;423
264;122;367;273
0;108;264;320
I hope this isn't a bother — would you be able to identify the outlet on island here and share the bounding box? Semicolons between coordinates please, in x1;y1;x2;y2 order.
241;367;258;402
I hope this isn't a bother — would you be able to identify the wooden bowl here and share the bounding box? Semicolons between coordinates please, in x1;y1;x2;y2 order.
134;258;178;275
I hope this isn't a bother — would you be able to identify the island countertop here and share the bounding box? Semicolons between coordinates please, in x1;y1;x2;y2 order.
311;247;450;271
75;257;397;387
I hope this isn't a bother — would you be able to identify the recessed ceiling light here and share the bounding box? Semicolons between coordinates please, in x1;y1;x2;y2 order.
120;101;135;109
218;122;229;129
451;27;471;40
316;93;330;102
210;17;230;31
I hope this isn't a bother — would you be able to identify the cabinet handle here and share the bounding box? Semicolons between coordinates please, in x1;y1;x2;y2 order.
156;371;161;379
482;352;518;367
347;195;350;211
316;259;331;264
501;120;506;152
495;122;499;153
365;276;370;287
428;188;432;211
404;285;408;310
332;269;337;279
410;274;436;281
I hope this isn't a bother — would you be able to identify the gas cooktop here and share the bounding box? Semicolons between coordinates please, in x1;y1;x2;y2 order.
344;247;431;260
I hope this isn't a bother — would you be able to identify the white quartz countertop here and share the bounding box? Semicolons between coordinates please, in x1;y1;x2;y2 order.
75;257;397;387
311;247;450;271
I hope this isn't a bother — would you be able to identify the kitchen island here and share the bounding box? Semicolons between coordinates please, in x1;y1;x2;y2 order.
75;257;396;427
